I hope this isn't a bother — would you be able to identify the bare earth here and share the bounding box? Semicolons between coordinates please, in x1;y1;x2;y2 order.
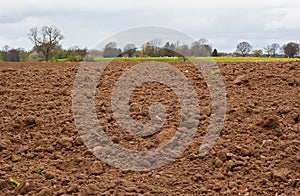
0;61;299;195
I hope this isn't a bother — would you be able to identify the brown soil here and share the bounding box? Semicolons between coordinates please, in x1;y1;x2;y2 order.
0;61;299;195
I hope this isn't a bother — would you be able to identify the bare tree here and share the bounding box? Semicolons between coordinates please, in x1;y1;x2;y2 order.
180;44;191;57
270;43;280;57
123;43;137;57
150;38;162;57
191;39;212;57
2;45;10;52
264;45;272;57
236;41;252;57
282;42;300;58
198;38;208;45
28;25;64;61
264;43;280;57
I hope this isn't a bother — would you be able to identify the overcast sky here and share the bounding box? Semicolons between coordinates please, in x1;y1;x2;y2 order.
0;0;300;52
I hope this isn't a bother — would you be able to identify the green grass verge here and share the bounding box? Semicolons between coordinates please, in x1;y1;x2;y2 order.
94;57;300;63
54;56;300;63
211;57;300;63
56;58;68;62
94;57;186;62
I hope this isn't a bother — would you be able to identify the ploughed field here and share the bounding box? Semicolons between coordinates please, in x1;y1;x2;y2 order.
0;61;299;195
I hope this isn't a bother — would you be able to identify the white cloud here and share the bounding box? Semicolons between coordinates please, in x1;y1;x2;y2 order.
265;8;300;30
0;16;54;49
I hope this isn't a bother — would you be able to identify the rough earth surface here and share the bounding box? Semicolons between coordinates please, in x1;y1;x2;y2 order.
0;61;299;195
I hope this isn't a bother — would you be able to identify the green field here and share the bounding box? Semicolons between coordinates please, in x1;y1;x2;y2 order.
96;56;300;63
56;56;300;63
210;56;300;63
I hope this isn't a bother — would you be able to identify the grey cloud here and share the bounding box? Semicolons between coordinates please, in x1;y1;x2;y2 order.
0;0;299;51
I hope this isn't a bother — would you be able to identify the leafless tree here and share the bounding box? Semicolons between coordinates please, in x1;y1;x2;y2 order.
191;38;212;57
264;43;280;57
150;38;162;56
180;44;191;57
198;38;208;45
2;45;10;52
28;25;63;61
123;43;137;57
236;41;252;57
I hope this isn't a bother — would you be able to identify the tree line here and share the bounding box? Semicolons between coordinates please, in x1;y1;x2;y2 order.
0;25;300;62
